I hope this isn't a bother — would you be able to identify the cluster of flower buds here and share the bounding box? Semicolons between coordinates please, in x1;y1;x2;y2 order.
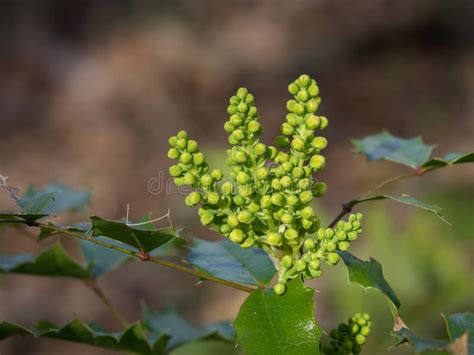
168;74;365;294
322;313;372;355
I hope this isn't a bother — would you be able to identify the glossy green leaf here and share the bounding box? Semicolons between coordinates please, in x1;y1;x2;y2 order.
0;319;170;354
142;305;234;351
348;194;449;224
391;327;450;353
338;251;401;309
170;340;239;355
234;278;321;355
352;131;433;169
0;213;49;223
80;240;131;278
186;239;276;287
17;182;91;214
444;313;474;354
423;152;474;169
90;216;176;253
0;243;90;279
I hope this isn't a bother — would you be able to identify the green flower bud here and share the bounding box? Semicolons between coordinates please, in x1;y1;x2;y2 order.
185;192;201;206
183;173;196;185
236;87;248;99
177;130;188;139
266;232;282;246
256;167;268;179
299;191;313;203
348;231;358;241
311;136;327;150
313;182;327;197
286;113;301;126
221;181;234;195
248;120;261;133
327;252;340;265
180;152;192;164
224;121;235;132
230;114;242;126
245;93;254;104
288;83;299;94
357;317;367;326
168;136;178;147
309;259;320;270
260;195;272;208
297;89;309;102
237;185;252;198
305;115;320;129
305;99;319;113
308;85;319;97
267;146;277;159
355;335;366;345
193;152;205;165
167;148;180;159
220;224;231;235
280;176;292;188
292;103;305;115
275;151;289;163
233;151;247;163
324;228;335;239
281;123;294;136
298;74;311;87
317;228;325;240
271;178;282;190
344;223;353;232
360;326;370;336
228;135;239;145
200;174;213;187
248;202;261;213
295;259;307;272
304;238;316;251
319;116;328;129
273;283;286;295
356;212;363;220
326;241;336;251
284;228;298;240
254;142;266;155
211;169;223;180
352;221;361;230
237;102;248;113
362;313;370;320
206;192;220;205
176;138;187;150
291;138;305;152
169;165;182;177
281;255;293;268
248;106;258;117
336;230;346;240
227;214;239;227
301;219;313;229
287;194;299;205
271;193;285;206
229;229;245;243
200;212;214;225
300;206;314;219
281;213;294;224
292;167;304;178
298;178;310;190
240;236;255;248
231;129;245;142
229;95;239;105
338;241;350;251
238;210;252;224
236;171;250;185
187;140;198;153
174;177;185;186
310;155;326;171
351;324;360;334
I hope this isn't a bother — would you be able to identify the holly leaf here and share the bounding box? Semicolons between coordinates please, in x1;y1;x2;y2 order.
352;132;433;169
444;313;474;355
80;240;131;278
90;216;176;253
0;243;90;279
338;251;401;309
142;305;234;351
0;213;49;223
0;319;170;354
391;327;451;353
234;278;322;355
186;239;276;287
18;183;91;214
348;194;449;224
423;152;474;169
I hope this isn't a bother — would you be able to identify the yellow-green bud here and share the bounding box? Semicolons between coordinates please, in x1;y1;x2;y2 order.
229;229;245;243
305;115;320;130
287;195;299;206
266;232;282;246
238;102;248;113
309;259;320;270
187;140;198;152
177;130;188;139
185;192;201;206
274;283;286;295
271;193;285;206
248;120;261;133
260;195;272;209
310;155;326;171
313;182;327;197
167;148;180;159
236;87;248;99
176;138;187;150
230;114;242;126
210;169;223;180
295;259;307;271
183;173;196;185
254;142;266;155
299;191;313;203
284;228;298;240
338;241;350;251
281;213;294;225
360;326;370;336
256;167;268;179
168;136;178;147
200;174;213;187
193;152;205;165
312;136;327;150
224;121;235;132
298;74;311;87
305;99;319;113
221;181;234;195
302;219;313;229
206;192;220;205
288;83;299;94
308;85;319;97
281;123;294;136
300;206;314;219
304;238;316;251
236;171;250;185
291;138;305;151
169;165;182;177
319;116;328;129
180;152;192;164
280;176;292;188
237;210;252;224
327;252;340;265
240;237;255;248
227;215;239;228
200;212;214;225
281;255;293;268
297;90;309;102
248;202;260;213
355;334;366;345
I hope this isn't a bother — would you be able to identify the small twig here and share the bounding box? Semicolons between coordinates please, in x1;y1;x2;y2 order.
84;279;129;328
328;203;352;228
0;219;256;294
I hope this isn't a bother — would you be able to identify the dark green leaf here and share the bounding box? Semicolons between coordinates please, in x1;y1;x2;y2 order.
391;327;450;353
352;131;433;169
170;340;239;355
338;251;401;309
348;194;449;224
18;182;91;214
0;243;90;279
444;313;474;354
186;239;276;287
90;216;176;253
80;240;131;278
142;305;234;351
234;278;322;355
0;319;170;354
423;152;474;169
0;213;49;223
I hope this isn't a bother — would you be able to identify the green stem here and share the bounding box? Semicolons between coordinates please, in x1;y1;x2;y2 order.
84;279;129;328
0;220;257;294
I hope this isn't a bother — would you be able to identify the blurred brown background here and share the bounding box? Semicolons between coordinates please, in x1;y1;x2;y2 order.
0;1;473;354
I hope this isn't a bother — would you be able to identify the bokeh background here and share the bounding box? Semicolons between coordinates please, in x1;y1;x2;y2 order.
0;1;473;354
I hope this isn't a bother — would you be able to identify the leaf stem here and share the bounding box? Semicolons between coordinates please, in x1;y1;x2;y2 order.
83;279;129;328
328;168;428;227
0;220;257;294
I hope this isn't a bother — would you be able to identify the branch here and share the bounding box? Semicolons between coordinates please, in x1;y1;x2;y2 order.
0;220;257;294
84;279;129;328
328;168;428;227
